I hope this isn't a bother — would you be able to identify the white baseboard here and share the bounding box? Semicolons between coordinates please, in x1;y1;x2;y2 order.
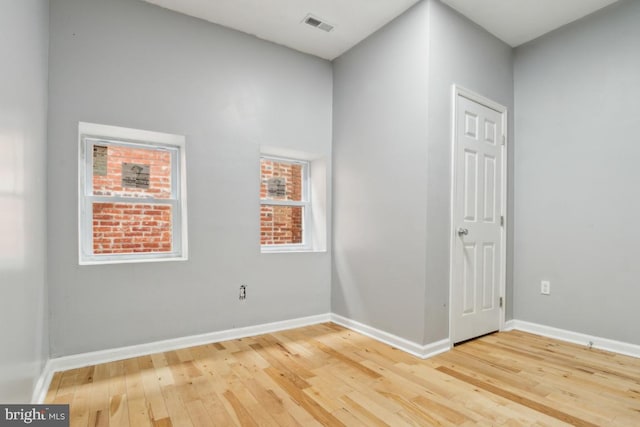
504;319;516;331
33;313;331;403
504;319;640;359
34;314;640;404
330;314;451;359
33;312;456;403
31;359;56;404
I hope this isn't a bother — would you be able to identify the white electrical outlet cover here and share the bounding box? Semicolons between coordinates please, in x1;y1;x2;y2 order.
541;280;550;295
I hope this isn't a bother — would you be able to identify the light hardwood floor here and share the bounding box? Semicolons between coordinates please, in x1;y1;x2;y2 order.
45;323;640;426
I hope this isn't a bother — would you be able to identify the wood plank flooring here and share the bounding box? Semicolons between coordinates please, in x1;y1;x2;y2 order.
45;323;640;426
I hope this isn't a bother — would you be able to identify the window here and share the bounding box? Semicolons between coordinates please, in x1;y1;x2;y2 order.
78;122;187;264
260;156;311;251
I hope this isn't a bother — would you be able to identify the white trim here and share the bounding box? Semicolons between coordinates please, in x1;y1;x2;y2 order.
504;320;640;359
330;314;451;359
77;122;188;265
500;108;508;332
79;122;185;146
448;85;508;345
259;146;325;162
31;360;56;404
51;314;330;372
259;155;313;252
260;245;317;253
33;313;454;402
448;86;457;345
455;86;507;114
40;316;640;403
33;313;330;403
259;146;329;253
260;200;307;207
34;316;640;403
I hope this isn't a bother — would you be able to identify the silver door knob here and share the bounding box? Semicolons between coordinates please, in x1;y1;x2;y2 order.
457;228;469;236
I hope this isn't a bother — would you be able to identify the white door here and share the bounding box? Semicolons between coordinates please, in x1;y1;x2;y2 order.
451;90;505;344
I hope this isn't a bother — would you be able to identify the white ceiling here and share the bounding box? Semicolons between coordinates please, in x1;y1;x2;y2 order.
441;0;619;47
142;0;620;60
143;0;421;60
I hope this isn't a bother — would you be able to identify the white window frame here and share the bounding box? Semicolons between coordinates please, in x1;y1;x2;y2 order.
260;155;312;253
78;122;188;265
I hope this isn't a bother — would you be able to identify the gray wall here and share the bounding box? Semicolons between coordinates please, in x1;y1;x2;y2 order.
514;0;640;344
332;1;430;344
0;0;49;402
48;0;332;357
10;0;631;381
424;0;513;342
332;0;512;345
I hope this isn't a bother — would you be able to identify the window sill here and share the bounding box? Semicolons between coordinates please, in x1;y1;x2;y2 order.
261;245;326;254
79;255;188;266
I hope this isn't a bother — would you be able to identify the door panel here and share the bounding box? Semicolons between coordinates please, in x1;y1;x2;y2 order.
462;243;476;315
483;156;496;222
484;119;497;145
463;150;478;221
452;93;505;344
482;243;495;310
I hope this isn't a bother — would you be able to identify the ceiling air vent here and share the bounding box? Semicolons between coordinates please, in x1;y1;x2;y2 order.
303;14;334;32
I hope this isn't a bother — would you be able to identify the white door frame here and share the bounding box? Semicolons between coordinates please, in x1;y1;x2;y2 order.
448;85;508;346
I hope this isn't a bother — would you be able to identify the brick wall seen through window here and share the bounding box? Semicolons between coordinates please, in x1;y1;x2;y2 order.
92;145;173;255
260;158;305;245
